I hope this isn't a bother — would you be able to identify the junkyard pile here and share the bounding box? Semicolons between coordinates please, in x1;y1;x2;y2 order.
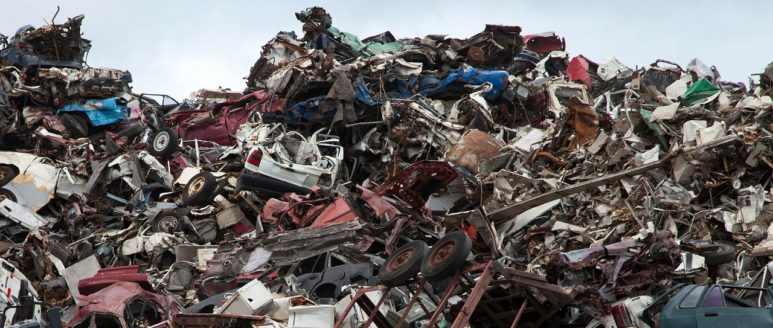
2;7;773;328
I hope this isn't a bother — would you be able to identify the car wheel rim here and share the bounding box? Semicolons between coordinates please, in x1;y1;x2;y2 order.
0;170;5;181
188;177;205;196
157;216;179;232
387;248;415;272
154;133;169;150
428;240;456;267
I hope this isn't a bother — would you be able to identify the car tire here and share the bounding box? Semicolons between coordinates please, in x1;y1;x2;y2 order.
701;243;736;265
421;231;472;280
61;113;89;138
154;211;182;233
150;127;179;158
0;188;17;202
182;172;217;206
0;165;16;186
378;240;429;287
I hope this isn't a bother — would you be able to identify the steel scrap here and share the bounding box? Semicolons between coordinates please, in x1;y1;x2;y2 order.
2;6;773;328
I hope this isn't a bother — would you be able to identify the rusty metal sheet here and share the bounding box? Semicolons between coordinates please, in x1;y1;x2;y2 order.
444;129;505;174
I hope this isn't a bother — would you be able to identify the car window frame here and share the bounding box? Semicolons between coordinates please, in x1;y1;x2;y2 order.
678;285;707;309
700;285;727;308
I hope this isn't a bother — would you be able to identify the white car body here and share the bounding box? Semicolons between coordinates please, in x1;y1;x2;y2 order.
0;258;43;326
0;152;85;212
243;128;343;190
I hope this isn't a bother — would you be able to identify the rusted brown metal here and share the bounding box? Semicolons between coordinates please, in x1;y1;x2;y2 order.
450;262;495;328
395;278;430;328
172;313;268;328
333;284;392;328
509;300;528;328
566;97;599;149
425;269;464;327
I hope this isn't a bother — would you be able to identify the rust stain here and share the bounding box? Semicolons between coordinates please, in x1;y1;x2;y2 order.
445;129;505;173
566;97;599;149
12;174;35;184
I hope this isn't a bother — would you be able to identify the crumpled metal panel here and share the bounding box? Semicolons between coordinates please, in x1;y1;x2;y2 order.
377;161;458;209
69;281;180;327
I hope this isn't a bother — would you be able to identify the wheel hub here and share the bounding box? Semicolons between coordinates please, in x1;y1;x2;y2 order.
386;248;415;272
154;133;169;150
428;240;456;267
188;177;205;196
157;215;179;232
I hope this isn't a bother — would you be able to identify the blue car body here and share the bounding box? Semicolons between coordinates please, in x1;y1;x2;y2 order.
420;64;508;100
58;97;130;127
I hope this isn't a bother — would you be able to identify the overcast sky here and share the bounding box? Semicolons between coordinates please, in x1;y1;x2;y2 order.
2;1;772;100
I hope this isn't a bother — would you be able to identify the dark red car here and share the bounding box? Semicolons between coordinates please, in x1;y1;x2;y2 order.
149;90;285;157
522;32;565;56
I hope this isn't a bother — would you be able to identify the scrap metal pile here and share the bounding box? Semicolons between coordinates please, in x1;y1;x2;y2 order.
2;6;773;328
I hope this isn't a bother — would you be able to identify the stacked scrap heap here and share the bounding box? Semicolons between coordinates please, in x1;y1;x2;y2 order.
1;6;773;328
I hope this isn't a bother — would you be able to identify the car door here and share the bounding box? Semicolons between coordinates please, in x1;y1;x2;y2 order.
696;285;773;328
659;285;703;328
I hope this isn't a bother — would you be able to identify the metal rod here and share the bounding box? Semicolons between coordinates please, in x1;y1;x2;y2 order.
361;286;392;328
509;300;528;328
451;262;495;328
426;270;463;327
395;278;426;328
332;285;386;328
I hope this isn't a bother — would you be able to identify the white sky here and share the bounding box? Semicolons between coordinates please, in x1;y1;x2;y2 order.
2;1;772;100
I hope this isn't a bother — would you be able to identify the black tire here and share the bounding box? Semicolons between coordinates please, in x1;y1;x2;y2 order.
0;188;17;202
421;231;472;280
61;113;89;138
181;172;217;206
0;165;16;186
378;240;429;287
153;211;182;233
150;127;179;158
701;244;736;265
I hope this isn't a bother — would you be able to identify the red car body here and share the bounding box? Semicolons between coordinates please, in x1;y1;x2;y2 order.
78;265;153;296
566;55;599;90
522;32;566;56
165;90;284;146
70;266;181;328
69;281;180;328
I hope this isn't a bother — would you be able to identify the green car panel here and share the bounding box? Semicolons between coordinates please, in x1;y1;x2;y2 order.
657;284;773;328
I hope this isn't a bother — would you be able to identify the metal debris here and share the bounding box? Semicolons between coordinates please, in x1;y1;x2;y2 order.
0;6;772;328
